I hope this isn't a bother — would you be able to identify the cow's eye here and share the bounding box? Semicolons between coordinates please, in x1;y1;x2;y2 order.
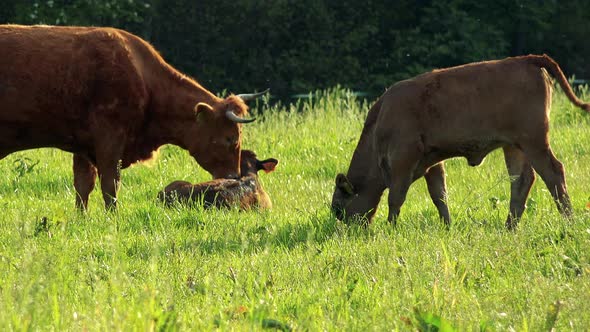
226;137;238;147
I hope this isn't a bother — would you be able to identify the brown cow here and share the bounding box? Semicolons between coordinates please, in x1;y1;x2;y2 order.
332;54;590;229
0;24;264;210
158;149;278;209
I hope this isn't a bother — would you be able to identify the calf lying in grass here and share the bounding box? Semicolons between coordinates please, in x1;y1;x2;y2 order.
158;150;278;209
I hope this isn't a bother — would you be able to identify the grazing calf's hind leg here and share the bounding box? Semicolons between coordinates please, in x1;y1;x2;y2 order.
503;146;536;229
522;144;572;218
73;154;98;211
424;163;451;226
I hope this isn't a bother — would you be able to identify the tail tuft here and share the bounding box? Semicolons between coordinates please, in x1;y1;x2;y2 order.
583;103;590;113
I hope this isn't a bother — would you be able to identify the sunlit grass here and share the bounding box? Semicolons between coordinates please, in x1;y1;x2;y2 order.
0;86;589;330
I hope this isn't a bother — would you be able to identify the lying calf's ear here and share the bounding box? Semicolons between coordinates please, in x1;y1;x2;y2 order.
258;158;279;173
336;173;354;195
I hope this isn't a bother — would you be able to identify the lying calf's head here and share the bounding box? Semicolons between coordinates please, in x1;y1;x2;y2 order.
240;149;278;176
159;150;278;209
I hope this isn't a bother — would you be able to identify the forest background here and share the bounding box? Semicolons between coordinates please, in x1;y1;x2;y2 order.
1;0;588;99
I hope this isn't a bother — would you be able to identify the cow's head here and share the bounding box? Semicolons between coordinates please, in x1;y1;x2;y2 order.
190;91;267;179
331;173;379;224
240;149;278;177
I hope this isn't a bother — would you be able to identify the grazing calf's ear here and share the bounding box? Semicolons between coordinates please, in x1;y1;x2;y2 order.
336;173;354;195
194;102;214;121
258;158;279;173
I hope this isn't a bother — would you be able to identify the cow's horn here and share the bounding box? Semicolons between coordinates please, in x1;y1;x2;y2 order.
225;110;256;123
236;89;269;102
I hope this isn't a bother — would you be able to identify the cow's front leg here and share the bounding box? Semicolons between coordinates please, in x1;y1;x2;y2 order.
503;146;536;229
73;154;98;211
424;162;451;226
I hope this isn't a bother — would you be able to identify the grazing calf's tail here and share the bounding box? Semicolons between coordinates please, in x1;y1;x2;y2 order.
526;54;590;113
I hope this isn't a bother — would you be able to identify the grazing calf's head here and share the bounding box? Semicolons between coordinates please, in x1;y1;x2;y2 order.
331;173;380;224
331;173;356;220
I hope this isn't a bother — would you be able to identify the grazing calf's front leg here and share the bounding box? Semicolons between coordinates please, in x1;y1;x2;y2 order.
386;147;421;226
424;163;451;226
73;154;98;211
503;146;536;229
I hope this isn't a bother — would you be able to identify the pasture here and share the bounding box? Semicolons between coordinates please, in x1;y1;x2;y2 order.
0;87;589;330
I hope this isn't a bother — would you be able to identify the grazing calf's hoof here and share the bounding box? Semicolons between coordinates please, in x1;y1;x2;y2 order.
505;217;518;231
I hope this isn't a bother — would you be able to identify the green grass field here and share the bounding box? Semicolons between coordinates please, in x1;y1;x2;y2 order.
1;87;589;331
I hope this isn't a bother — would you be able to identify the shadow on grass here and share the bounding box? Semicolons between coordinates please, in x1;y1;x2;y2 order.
149;200;535;257
173;207;372;256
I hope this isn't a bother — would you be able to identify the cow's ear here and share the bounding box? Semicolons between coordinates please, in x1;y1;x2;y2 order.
194;102;214;120
258;158;278;173
336;173;354;195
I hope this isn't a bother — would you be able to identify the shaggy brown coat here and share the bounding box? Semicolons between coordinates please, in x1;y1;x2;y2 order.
0;25;259;209
332;54;590;229
158;150;278;209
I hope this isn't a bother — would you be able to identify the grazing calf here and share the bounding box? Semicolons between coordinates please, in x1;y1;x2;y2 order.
158;150;278;209
332;54;589;229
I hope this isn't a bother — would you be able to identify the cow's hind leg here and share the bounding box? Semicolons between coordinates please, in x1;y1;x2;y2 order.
503;146;536;229
522;144;572;218
73;154;98;211
424;163;451;226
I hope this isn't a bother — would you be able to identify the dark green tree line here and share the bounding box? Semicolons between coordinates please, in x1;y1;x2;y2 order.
1;0;588;98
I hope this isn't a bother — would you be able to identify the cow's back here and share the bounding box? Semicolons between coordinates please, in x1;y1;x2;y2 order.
0;25;148;153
